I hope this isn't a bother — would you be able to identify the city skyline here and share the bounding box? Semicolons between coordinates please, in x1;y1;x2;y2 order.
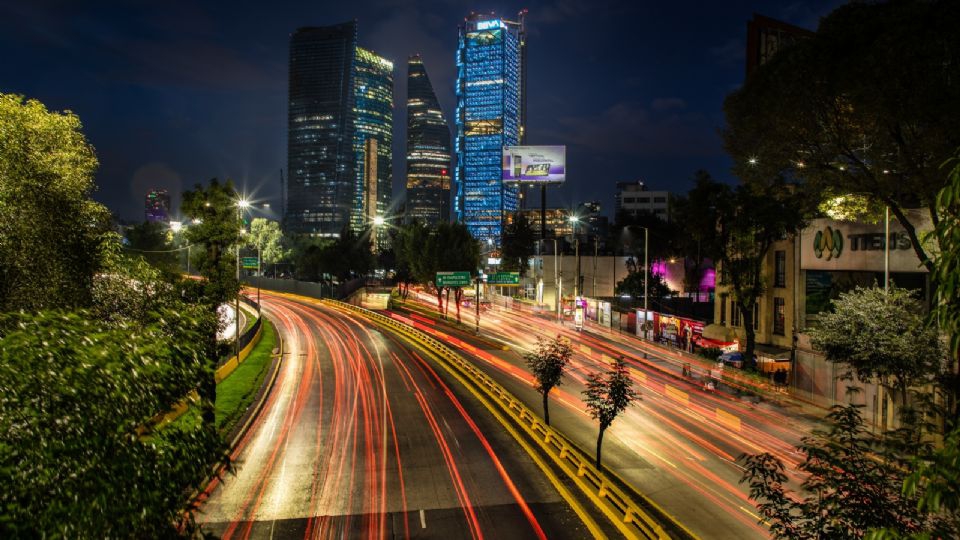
0;1;845;222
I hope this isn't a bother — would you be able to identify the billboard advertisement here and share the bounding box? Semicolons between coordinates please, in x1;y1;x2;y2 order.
502;146;566;184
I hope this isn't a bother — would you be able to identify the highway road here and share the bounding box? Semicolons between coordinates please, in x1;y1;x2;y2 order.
197;292;592;539
394;291;823;539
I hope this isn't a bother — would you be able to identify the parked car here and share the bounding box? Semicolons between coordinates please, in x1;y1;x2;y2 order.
717;351;757;369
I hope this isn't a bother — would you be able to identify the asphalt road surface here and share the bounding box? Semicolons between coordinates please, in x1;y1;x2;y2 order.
395;291;823;539
198;292;591;540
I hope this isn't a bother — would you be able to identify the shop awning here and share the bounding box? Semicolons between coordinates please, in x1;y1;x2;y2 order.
754;343;792;361
702;324;736;342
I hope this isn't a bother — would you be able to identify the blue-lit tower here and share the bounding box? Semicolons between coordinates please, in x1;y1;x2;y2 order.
352;47;394;237
455;11;527;246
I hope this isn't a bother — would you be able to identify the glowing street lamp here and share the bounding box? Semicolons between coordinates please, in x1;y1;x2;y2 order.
373;215;385;226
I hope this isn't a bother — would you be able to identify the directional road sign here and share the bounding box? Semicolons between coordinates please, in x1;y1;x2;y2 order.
241;257;259;269
435;271;472;287
487;271;520;285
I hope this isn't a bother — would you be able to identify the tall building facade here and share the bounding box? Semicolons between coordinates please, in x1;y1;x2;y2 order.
145;188;170;223
615;181;672;221
353;47;394;239
405;54;451;225
455;12;526;245
286;22;393;238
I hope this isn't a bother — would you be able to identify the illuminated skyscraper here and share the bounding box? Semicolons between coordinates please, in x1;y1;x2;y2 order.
287;22;358;237
353;47;394;240
455;11;526;245
286;23;394;238
405;54;451;225
145;188;170;223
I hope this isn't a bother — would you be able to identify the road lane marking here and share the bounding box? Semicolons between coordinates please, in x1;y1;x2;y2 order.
420;509;427;529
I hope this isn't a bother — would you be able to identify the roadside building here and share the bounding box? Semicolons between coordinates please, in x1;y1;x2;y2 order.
614;181;672;221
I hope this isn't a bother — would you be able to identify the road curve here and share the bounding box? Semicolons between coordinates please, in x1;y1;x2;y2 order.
197;292;589;539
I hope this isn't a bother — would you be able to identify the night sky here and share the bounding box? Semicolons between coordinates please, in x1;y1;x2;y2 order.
1;0;843;222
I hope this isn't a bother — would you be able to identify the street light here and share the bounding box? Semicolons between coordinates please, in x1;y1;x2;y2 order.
234;198;250;360
569;215;581;298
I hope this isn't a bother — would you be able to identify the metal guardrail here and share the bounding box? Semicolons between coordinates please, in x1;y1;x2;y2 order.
323;298;692;540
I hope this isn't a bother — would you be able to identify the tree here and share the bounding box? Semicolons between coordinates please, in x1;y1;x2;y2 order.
181;178;241;427
502;213;537;277
0;93;111;312
0;309;221;537
690;176;809;366
525;335;573;426
672;170;727;300
247;218;288;274
739;404;938;540
614;259;672;307
931;155;960;429
809;286;945;409
392;221;429;300
582;357;639;469
125;221;179;274
724;1;960;274
428;222;480;323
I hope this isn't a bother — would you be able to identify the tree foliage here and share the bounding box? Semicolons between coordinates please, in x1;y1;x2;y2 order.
0;93;111;312
125;220;179;274
181;179;241;309
0;310;221;537
583;357;639;469
810;286;945;407
739;404;949;540
724;1;960;273
247;218;288;269
502;213;537;277
614;259;672;304
930;155;960;428
427;222;480;323
524;335;573;426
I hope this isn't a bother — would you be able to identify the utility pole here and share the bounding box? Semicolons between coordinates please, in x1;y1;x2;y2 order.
475;276;481;334
643;226;649;340
592;236;598;297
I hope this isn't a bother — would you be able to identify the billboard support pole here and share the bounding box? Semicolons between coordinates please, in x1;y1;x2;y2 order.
540;184;547;241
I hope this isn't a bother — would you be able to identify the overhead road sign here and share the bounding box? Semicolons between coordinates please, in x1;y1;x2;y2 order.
436;271;472;287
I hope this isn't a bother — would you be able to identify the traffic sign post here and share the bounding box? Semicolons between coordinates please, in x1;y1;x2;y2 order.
241;257;259;270
486;271;520;285
435;271;472;288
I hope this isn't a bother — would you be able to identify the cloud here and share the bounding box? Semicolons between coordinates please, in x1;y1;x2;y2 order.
709;37;744;68
651;97;686;111
535;100;722;159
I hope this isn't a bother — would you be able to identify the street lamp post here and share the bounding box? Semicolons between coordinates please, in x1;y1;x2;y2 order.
569;215;581;298
236;198;250;360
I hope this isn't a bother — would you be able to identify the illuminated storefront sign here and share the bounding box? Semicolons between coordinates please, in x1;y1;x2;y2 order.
801;213;932;272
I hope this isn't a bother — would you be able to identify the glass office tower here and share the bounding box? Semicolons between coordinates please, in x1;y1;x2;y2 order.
455;12;526;246
405;54;451;225
287;22;358;237
352;47;394;237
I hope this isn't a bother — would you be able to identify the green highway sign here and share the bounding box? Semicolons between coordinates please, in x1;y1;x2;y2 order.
487;271;520;285
241;257;259;269
436;271;472;287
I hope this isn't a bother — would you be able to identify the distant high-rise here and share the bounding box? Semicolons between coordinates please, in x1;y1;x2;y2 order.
353;47;394;243
286;22;357;237
145;188;170;223
455;11;527;246
405;54;451;225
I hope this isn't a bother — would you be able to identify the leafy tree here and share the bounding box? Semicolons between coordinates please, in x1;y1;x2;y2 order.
0;93;111;312
614;258;673;306
930;155;960;428
739;404;940;540
181;178;241;427
392;221;429;300
0;309;221;537
724;1;960;274
125;220;179;274
247;218;288;274
690;176;809;366
810;286;945;409
427;222;480;323
502;213;537;277
582;357;639;469
672;170;726;300
524;335;573;426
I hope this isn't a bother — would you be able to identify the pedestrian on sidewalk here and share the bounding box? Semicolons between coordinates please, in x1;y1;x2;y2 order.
682;363;690;377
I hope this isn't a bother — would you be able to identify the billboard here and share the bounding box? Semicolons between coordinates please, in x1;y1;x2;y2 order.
502;146;566;184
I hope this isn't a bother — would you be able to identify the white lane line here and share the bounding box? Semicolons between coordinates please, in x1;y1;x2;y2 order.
420;509;427;529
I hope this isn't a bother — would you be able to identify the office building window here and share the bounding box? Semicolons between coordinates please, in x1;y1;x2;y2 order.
774;250;786;288
773;297;785;335
732;301;741;327
720;295;727;325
